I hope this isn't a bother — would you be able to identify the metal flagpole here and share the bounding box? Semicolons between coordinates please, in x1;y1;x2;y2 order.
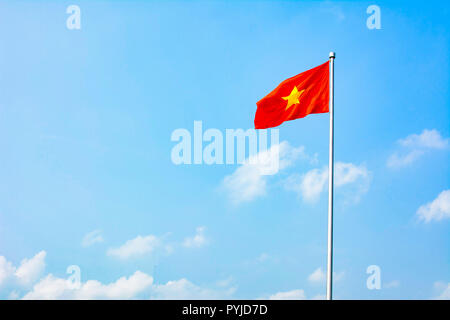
326;51;335;301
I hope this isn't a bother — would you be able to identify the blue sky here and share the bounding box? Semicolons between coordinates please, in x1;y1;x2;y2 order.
0;0;449;299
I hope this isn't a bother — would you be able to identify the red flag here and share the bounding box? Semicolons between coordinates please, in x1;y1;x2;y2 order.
254;61;329;129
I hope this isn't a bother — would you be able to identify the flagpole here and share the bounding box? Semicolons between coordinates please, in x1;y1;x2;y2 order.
326;51;335;301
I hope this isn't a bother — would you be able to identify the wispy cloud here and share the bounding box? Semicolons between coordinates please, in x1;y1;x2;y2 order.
399;129;448;149
387;129;448;168
284;162;371;204
307;267;344;285
81;230;104;247
417;190;450;223
285;167;328;203
308;267;326;284
107;235;164;260
221;141;311;205
183;226;208;248
387;150;424;168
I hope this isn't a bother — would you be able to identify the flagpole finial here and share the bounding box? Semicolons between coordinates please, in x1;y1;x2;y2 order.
329;51;335;59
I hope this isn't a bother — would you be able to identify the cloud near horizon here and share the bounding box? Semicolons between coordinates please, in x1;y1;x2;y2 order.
433;282;450;300
268;289;306;300
1;251;235;300
0;251;46;288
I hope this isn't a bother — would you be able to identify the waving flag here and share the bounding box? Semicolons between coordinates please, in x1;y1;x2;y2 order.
254;61;329;129
254;53;336;301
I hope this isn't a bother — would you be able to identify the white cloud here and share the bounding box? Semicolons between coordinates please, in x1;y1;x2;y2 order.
335;162;369;187
308;268;325;284
81;230;104;247
417;190;450;223
285;167;328;203
77;271;154;299
0;256;15;286
22;270;236;300
183;226;207;248
0;251;47;289
221;141;309;204
151;278;235;300
387;150;424;168
387;129;448;168
335;163;371;205
307;268;344;285
77;271;153;299
23;275;74;299
399;129;448;149
107;235;162;260
222;162;267;204
285;162;370;204
2;250;234;300
269;289;306;300
14;251;46;286
433;282;450;300
23;271;154;300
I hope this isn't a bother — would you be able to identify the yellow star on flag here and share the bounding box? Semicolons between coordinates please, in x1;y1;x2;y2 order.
282;86;305;110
